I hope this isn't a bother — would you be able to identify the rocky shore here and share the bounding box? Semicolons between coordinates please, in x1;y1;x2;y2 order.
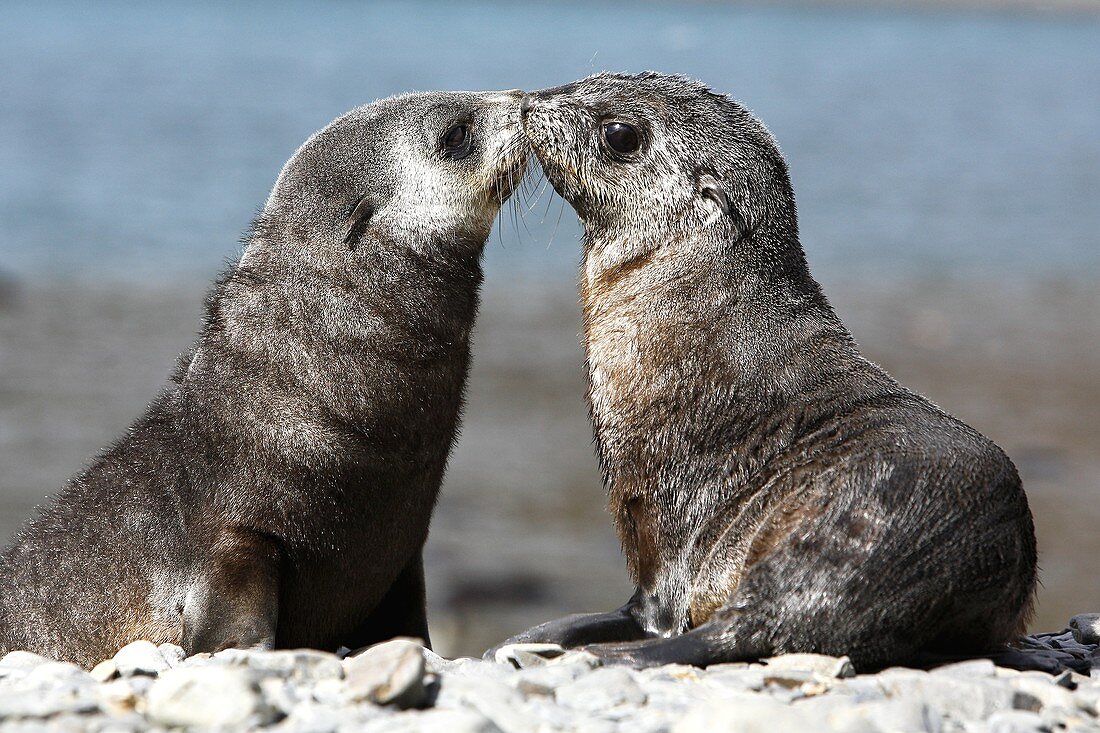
1;616;1098;732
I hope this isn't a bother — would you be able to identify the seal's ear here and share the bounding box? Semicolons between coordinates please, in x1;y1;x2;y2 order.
344;196;374;249
695;169;747;240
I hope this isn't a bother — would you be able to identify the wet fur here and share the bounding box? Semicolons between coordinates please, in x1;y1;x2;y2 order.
0;91;528;668
498;72;1036;670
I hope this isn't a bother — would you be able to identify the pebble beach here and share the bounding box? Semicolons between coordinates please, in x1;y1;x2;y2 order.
2;617;1100;733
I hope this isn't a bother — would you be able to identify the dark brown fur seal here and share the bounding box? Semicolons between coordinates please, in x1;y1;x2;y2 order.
494;72;1037;670
0;90;529;668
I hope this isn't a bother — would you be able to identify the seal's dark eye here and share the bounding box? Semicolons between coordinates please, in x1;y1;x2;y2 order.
442;123;473;159
603;122;640;154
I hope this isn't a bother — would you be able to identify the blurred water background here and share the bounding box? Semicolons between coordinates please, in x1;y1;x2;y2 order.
1;0;1097;658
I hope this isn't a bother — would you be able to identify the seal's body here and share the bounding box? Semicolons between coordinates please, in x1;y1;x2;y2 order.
0;91;528;668
498;73;1036;670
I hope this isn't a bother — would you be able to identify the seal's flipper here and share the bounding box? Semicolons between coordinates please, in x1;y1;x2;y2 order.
581;623;738;668
484;598;648;661
181;527;280;654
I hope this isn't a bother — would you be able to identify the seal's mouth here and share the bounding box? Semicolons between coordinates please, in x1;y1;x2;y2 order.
489;128;531;203
519;96;591;219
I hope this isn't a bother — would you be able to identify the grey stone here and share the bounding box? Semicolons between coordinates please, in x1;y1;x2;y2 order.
112;640;168;677
157;643;186;668
434;675;526;731
764;653;856;679
275;701;348;733
512;660;592;692
986;710;1049;733
827;698;941;733
23;661;92;686
674;695;813;732
359;709;502;733
422;649;461;675
931;659;998;679
97;678;143;716
704;666;767;692
555;667;646;712
0;681;99;718
144;666;274;728
1010;676;1078;712
877;672;1015;721
343;638;427;709
89;659;118;682
0;651;54;676
491;643;566;668
217;647;344;684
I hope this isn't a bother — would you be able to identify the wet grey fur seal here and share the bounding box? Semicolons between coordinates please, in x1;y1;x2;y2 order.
495;72;1037;670
0;90;529;668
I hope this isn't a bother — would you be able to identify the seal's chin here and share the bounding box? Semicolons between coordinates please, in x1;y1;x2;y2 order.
530;152;592;222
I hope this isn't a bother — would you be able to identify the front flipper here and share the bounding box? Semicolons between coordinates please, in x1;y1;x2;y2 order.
182;527;281;654
484;594;648;660
582;619;745;669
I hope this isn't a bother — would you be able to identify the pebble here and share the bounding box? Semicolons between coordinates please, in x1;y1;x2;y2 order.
112;641;169;677
764;653;856;679
143;666;273;728
0;618;1097;732
555;667;647;712
343;638;427;709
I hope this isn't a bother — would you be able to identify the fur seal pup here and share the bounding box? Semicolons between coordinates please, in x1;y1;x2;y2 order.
0;90;529;667
496;72;1037;670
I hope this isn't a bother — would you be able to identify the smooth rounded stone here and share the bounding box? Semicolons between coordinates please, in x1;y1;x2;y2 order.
260;676;305;716
112;640;169;677
555;667;647;712
440;657;515;682
639;664;703;683
834;677;889;703
1072;615;1100;646
674;695;813;733
0;651;54;673
97;678;143;716
359;709;502;733
1010;676;1080;712
511;659;593;692
343;638;427;709
144;666;274;728
931;659;998;679
422;649;462;675
90;659;119;683
433;673;523;713
985;710;1048;733
24;661;93;686
826;699;941;733
156;644;186;669
492;643;566;669
274;701;356;733
310;678;346;706
217;648;344;684
877;673;1016;721
764;653;855;679
703;666;766;692
0;681;99;718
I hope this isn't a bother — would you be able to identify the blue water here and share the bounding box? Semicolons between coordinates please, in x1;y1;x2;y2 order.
1;1;1097;282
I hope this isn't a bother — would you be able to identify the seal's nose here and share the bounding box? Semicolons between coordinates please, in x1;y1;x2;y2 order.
520;95;533;118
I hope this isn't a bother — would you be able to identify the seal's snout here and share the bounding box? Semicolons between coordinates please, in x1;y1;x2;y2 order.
520;95;534;118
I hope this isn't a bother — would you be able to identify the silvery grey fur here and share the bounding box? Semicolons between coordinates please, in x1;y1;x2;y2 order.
0;90;528;668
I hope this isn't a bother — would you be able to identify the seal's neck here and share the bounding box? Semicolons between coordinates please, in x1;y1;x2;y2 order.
580;222;892;591
177;230;484;470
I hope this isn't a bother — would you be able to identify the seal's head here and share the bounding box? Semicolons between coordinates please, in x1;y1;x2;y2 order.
521;73;797;275
255;90;528;263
